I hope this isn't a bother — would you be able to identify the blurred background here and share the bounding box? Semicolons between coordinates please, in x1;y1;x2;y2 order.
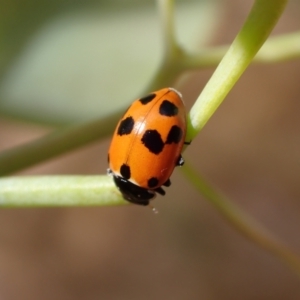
0;0;300;299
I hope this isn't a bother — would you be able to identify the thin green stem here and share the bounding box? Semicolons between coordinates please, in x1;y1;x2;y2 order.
186;0;288;142
0;0;184;175
181;162;300;278
0;110;122;176
156;0;180;59
254;30;300;62
0;72;182;175
0;176;127;207
0;0;290;177
149;0;184;92
157;0;175;54
180;31;300;69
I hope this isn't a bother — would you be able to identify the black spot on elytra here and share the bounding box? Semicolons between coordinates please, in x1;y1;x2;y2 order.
139;93;156;105
117;117;134;136
141;130;164;154
165;125;183;144
159;100;178;117
120;164;131;179
148;177;159;188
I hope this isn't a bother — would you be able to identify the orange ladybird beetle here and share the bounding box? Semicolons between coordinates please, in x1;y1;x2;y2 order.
107;87;188;206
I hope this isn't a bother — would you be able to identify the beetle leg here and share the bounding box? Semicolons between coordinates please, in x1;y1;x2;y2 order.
176;155;184;166
163;179;171;187
154;187;165;196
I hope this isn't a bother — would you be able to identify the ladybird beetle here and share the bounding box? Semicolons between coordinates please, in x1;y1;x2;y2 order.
107;87;188;206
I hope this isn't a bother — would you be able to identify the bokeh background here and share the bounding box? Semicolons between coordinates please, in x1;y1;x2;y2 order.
1;0;300;299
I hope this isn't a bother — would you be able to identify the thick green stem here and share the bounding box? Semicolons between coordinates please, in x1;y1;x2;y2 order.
186;0;288;141
0;176;127;207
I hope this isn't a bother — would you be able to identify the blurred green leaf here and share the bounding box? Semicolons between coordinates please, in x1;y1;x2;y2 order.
0;0;218;125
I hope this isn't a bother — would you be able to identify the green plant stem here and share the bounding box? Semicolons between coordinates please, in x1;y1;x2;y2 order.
0;176;127;207
181;31;300;69
254;30;300;62
181;162;300;278
157;0;177;57
145;0;184;92
0;0;290;175
0;111;122;176
0;68;181;175
186;0;288;142
0;0;183;176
